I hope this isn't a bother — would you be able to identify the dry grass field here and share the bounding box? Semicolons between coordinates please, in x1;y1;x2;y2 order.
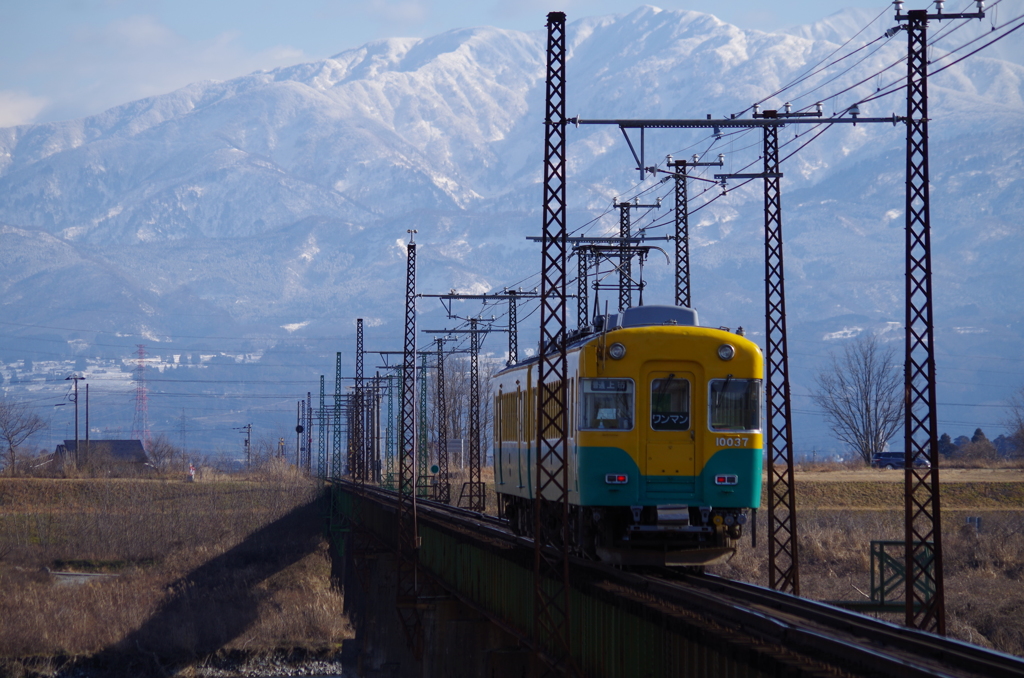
0;469;350;677
709;466;1024;657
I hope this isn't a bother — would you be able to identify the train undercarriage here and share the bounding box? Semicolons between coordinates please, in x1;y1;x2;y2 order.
501;494;748;567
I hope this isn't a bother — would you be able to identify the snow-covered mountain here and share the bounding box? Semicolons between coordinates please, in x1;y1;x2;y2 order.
1;5;1021;453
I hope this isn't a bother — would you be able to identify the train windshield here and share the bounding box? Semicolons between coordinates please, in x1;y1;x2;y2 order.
708;378;761;432
579;378;634;430
651;376;690;430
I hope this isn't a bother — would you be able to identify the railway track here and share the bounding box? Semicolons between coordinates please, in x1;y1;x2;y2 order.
337;481;1024;677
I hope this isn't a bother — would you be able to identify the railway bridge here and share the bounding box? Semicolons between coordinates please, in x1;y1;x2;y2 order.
328;480;1024;678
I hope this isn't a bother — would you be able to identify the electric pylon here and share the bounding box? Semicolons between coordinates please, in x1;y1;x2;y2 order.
130;345;150;448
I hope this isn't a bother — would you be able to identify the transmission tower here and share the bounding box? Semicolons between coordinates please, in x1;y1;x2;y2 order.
130;345;150;447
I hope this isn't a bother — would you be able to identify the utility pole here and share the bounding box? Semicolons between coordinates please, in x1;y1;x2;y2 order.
84;383;90;466
665;153;723;307
235;423;252;469
295;400;304;469
891;0;984;636
65;374;85;466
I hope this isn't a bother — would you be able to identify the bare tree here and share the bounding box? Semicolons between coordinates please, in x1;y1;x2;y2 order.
0;399;47;475
147;433;183;472
814;334;904;465
1005;386;1024;457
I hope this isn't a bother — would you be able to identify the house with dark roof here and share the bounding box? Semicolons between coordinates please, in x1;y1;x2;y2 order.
55;440;151;476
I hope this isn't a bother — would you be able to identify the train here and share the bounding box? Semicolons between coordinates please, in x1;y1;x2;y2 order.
491;305;763;567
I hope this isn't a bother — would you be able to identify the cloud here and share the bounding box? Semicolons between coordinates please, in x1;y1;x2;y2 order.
22;14;309;123
0;90;50;127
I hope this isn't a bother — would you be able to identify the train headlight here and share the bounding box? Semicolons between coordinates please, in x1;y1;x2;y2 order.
717;344;735;361
608;342;627;360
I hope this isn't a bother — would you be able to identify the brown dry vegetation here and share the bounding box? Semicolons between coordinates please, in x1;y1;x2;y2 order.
0;467;350;676
709;469;1024;658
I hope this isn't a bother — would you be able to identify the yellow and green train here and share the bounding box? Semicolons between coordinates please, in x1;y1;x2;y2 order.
492;305;763;566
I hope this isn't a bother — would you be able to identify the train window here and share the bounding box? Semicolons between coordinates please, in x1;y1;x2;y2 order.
651;376;690;430
708;378;762;432
579;379;634;430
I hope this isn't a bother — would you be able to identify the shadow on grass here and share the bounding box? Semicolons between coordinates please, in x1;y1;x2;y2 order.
79;498;325;676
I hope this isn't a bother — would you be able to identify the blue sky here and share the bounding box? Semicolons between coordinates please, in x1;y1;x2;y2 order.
0;1;893;127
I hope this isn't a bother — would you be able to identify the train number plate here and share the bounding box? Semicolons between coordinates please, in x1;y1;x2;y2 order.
715;437;750;447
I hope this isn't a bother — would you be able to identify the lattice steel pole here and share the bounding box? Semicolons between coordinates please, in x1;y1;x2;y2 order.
350;318;364;482
396;231;423;658
667;154;722;308
508;291;520;364
534;11;577;677
332;352;343;478
385;369;397;490
674;164;690;307
435;338;451;503
893;1;985;633
618;200;631;311
762;123;800;595
615;198;660;311
417;352;431;497
577;249;589;327
306;391;313;473
456;318;486;510
318;376;326;479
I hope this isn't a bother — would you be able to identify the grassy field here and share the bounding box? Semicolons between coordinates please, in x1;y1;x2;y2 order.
709;468;1024;657
0;472;349;676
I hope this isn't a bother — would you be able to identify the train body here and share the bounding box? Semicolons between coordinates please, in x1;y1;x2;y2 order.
491;305;763;566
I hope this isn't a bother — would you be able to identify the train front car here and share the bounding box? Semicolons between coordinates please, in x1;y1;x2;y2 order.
492;305;763;567
576;306;763;567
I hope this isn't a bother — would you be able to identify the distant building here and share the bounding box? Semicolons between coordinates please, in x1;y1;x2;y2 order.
55;439;151;475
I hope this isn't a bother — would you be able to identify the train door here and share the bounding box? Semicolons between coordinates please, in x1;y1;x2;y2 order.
644;371;696;479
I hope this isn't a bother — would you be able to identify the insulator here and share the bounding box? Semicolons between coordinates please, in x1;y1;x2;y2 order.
936;0;944;12
784;102;792;114
815;102;823;114
713;125;721;139
894;0;904;13
692;154;699;163
849;103;860;117
753;103;760;115
717;153;725;165
666;154;673;165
